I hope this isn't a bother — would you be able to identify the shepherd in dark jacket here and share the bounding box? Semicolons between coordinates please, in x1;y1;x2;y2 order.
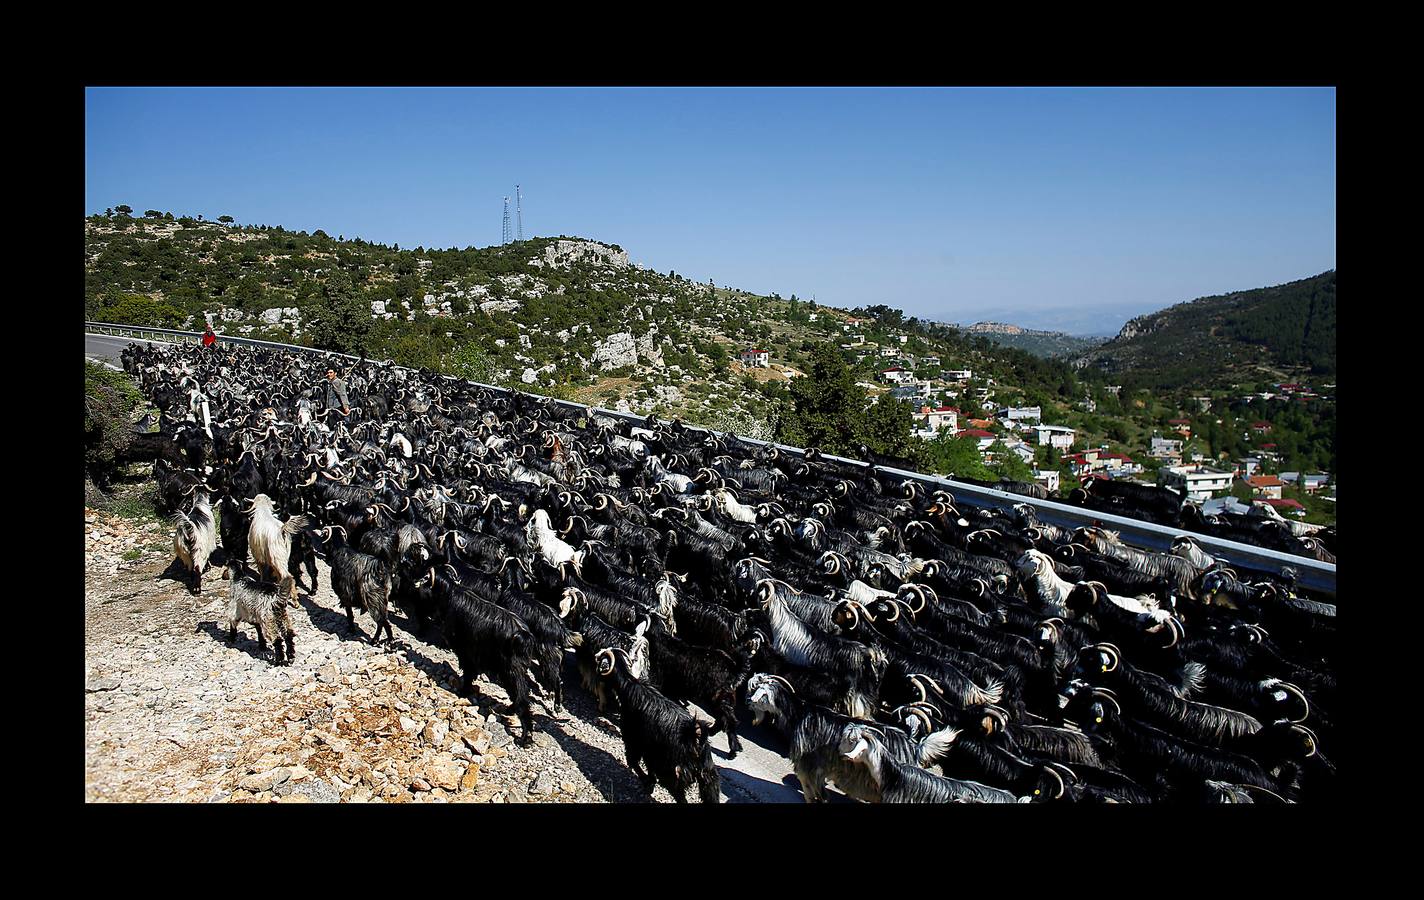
325;368;350;417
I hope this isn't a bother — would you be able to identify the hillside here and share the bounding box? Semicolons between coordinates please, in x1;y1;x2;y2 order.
82;212;1088;437
1078;271;1336;390
964;322;1104;359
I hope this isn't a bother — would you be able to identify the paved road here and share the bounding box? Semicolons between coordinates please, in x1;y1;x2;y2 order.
86;333;155;366
85;332;838;803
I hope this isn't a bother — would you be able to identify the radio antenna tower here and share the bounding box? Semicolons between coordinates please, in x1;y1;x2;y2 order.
502;196;512;245
516;185;524;241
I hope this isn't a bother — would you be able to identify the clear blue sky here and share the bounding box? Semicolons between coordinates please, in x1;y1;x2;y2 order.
85;87;1335;335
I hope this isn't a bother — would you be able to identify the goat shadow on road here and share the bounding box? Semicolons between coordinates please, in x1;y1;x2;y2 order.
194;619;285;665
290;591;552;740
716;766;809;804
545;723;654;804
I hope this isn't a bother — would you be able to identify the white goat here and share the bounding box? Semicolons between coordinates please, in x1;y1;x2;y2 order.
527;509;586;580
246;494;310;587
1171;536;1217;570
646;456;694;493
713;488;759;524
842;579;897;606
1016;549;1074;614
388;432;413;458
173;490;218;594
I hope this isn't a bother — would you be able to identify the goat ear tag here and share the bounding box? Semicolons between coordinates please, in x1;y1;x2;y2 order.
1095;716;1103;723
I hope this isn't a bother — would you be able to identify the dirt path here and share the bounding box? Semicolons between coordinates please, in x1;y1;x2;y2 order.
84;509;707;803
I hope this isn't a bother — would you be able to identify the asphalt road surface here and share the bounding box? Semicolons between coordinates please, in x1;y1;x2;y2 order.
86;333;153;367
84;331;844;803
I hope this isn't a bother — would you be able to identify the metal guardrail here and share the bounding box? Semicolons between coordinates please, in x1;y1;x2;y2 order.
86;322;1336;596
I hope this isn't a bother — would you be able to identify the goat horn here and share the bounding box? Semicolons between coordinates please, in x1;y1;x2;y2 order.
1164;616;1183;648
904;706;932;736
765;674;795;694
913;673;944;697
594;648;616;675
1277;682;1310;724
1092;688;1121;719
1044;765;1065;800
1096;643;1121;672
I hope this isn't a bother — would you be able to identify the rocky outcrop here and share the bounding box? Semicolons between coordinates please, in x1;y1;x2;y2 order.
533;240;629;270
590;332;638;371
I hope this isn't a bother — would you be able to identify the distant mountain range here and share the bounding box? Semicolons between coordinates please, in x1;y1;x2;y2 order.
1077;270;1337;390
957;322;1105;359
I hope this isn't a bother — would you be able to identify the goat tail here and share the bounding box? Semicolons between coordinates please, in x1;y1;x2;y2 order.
172;511;197;544
969;678;1005;707
282;514;312;537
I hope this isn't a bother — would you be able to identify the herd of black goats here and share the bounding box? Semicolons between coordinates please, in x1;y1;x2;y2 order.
112;340;1336;804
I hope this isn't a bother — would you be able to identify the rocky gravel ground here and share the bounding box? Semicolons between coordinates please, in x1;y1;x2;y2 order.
84;507;715;804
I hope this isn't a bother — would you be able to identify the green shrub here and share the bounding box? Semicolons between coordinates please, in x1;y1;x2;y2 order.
84;361;142;487
99;293;186;327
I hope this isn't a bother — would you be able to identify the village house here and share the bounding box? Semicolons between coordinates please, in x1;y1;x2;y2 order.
880;367;912;384
942;368;973;381
915;406;959;434
1160;464;1235;502
1007;441;1037;464
1032;424;1076;450
1097;452;1138;474
1032;469;1061;493
739;348;770;368
1237;456;1262;479
1063;450;1101;477
1168;418;1192;438
1150;436;1183;459
879;347;899;358
998;406;1042;423
1192;396;1213;412
922;355;941;367
1247;475;1285;500
892;382;931;401
1259;497;1307;517
1251;421;1274;435
958;428;997;451
1080;397;1097;413
1279;472;1330;493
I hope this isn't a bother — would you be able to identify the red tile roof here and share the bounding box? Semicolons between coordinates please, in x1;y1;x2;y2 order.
1263;498;1305;510
1168;418;1191;424
1248;475;1284;487
958;429;995;439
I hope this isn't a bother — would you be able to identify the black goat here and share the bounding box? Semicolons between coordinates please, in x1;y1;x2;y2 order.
597;648;721;803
